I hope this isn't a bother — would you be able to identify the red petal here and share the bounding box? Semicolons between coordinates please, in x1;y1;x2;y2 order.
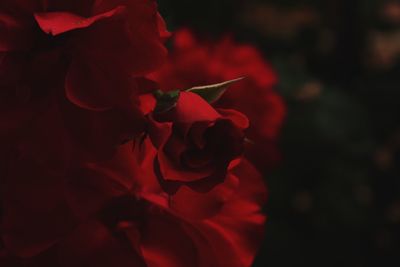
185;160;267;267
84;2;168;76
147;115;173;148
156;13;171;41
139;213;198;267
172;92;220;123
138;93;156;115
168;173;239;220
60;98;145;161
18;99;73;173
65;167;129;220
1;157;76;258
218;108;250;130
65;57;126;111
58;220;146;267
157;149;214;183
34;6;125;36
0;13;34;51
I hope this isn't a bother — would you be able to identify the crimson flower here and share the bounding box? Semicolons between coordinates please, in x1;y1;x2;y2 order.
151;29;286;170
146;91;248;194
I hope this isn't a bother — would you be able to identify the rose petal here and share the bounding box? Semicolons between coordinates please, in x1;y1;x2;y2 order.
1;157;77;258
171;92;220;123
156;13;171;41
218;108;250;130
85;2;168;76
66;167;129;220
168;173;239;220
0;13;34;51
138;93;157;115
58;221;146;267
60;98;145;161
157;150;214;183
147;115;173;148
65;57;127;111
34;6;125;36
139;213;198;267
183;160;267;267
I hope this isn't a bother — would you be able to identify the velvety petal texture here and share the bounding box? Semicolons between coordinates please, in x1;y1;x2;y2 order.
34;6;125;36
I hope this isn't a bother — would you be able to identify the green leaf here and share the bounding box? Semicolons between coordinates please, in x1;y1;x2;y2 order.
153;90;180;113
186;77;245;103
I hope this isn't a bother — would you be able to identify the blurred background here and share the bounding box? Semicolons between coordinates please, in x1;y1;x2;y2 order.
158;0;400;266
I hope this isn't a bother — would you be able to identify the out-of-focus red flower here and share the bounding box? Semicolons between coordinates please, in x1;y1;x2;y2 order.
151;29;286;170
0;143;266;267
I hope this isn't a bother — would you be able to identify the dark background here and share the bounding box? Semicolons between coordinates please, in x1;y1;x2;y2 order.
158;1;400;266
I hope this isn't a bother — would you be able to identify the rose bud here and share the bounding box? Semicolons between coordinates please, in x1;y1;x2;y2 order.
150;29;286;171
145;82;249;194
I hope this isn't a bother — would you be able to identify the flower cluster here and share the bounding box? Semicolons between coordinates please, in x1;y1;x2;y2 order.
1;1;270;267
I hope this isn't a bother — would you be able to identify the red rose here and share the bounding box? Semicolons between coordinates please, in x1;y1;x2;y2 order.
0;143;266;267
151;29;286;170
145;91;249;195
0;3;268;267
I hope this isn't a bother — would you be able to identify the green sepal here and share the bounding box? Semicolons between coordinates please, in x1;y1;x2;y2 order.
153;90;180;113
186;77;245;103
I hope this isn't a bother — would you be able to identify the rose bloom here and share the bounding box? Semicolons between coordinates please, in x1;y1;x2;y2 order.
144;91;249;204
0;0;168;164
0;142;266;267
151;29;286;170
